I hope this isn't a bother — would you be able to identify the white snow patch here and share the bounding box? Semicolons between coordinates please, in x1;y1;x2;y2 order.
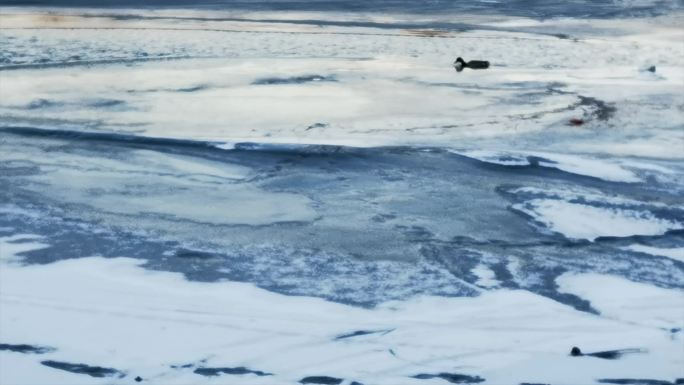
453;150;642;182
0;235;49;264
214;142;238;151
471;264;500;288
535;153;641;183
509;186;676;209
0;11;682;158
513;199;682;241
557;273;684;330
624;244;684;263
1;237;683;385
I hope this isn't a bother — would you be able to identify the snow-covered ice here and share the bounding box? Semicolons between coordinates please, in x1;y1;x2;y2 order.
0;9;683;155
452;150;644;182
1;3;683;385
557;273;684;330
1;238;683;385
513;198;682;241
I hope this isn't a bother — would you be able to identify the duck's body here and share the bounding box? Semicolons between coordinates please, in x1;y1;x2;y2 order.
454;57;490;72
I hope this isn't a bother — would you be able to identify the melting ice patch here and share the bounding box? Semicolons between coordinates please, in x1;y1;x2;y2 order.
16;148;317;226
506;187;683;241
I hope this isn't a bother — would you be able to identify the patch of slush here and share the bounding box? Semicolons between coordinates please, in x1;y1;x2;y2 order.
1;238;683;385
19;152;316;226
132;149;251;180
214;248;475;306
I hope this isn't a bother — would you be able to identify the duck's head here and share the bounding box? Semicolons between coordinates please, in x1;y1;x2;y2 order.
454;57;466;72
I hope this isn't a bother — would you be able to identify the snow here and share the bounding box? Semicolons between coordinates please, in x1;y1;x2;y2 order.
453;149;643;182
1;5;683;385
624;244;684;263
471;264;500;288
557;273;684;330
513;199;682;241
0;10;682;158
506;186;683;241
1;238;683;385
0;235;49;264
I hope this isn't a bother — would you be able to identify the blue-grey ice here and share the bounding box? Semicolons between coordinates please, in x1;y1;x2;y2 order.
1;1;683;384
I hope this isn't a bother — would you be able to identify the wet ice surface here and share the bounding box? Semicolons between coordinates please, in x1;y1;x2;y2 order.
1;129;684;384
2;128;682;309
1;5;684;385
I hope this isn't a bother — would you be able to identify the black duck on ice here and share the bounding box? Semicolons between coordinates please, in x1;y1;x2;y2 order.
454;57;490;72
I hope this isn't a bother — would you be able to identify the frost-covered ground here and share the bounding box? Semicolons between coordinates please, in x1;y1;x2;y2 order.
1;3;683;385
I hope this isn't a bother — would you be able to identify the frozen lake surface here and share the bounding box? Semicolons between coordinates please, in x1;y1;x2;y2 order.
0;3;683;385
2;0;683;18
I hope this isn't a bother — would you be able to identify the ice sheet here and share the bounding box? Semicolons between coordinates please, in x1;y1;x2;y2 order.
2;238;683;385
1;10;683;157
1;6;683;385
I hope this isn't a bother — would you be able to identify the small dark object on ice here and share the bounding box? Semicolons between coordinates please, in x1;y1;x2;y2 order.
598;379;676;385
570;346;644;360
569;118;584;126
40;360;125;378
454;57;490;72
299;376;344;384
194;366;272;377
647;65;656;73
0;343;55;354
412;373;485;383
